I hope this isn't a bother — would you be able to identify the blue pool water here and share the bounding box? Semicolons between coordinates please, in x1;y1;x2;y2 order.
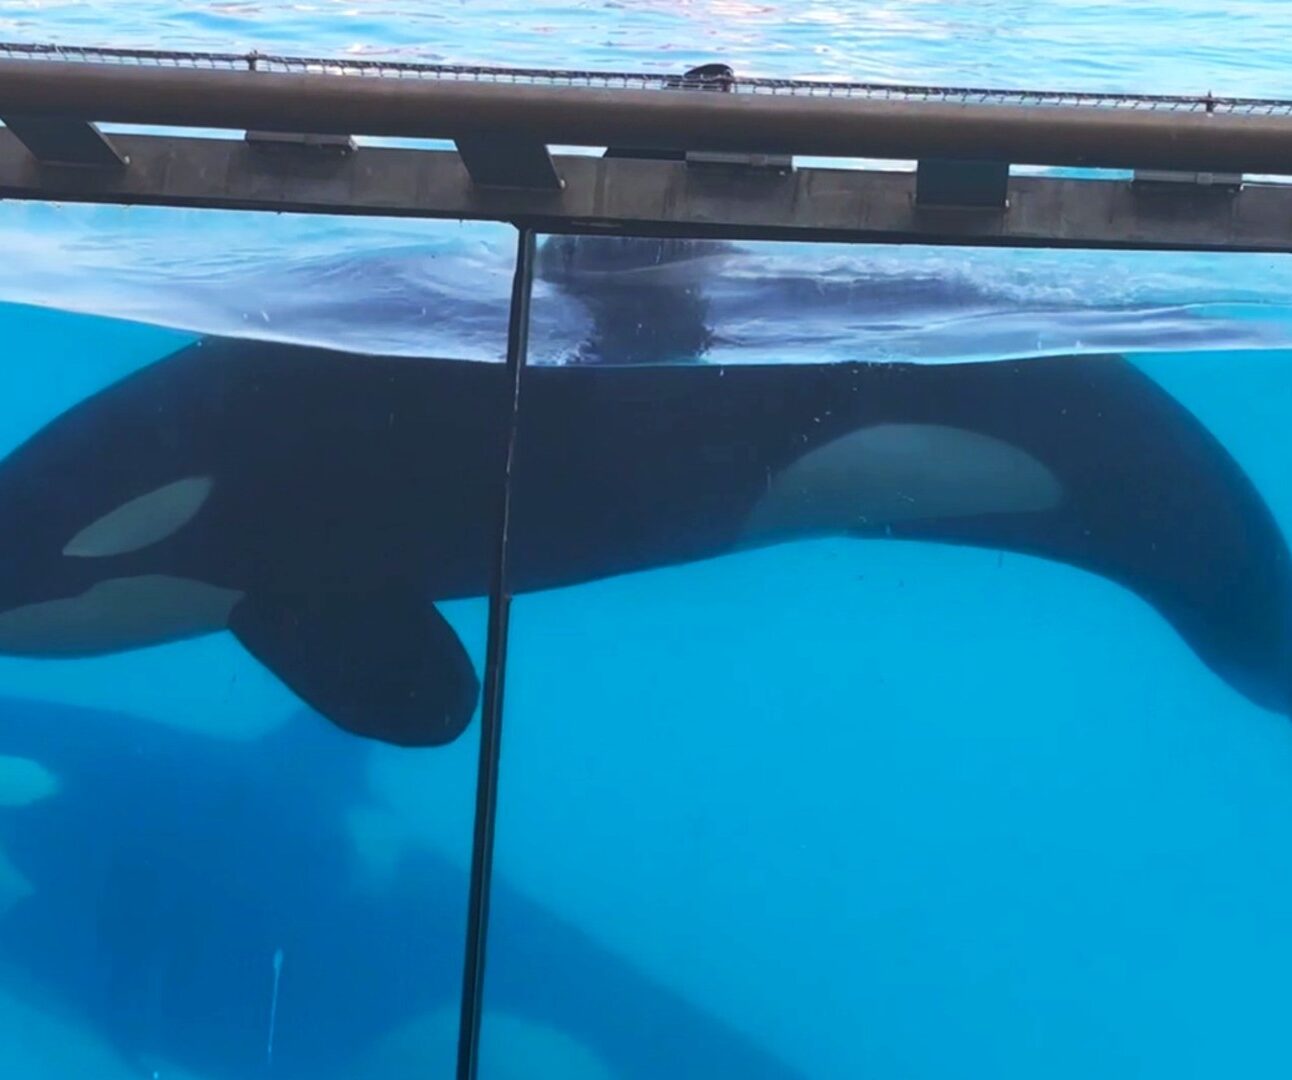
2;4;1292;1080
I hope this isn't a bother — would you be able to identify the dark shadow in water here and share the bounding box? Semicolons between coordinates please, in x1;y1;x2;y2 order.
0;695;803;1080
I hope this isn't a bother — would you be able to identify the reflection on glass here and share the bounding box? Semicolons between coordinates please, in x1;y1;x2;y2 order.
532;234;1292;366
0;215;514;1079
488;235;1292;1077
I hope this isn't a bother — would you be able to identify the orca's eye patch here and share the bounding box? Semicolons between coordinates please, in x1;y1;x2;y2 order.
62;477;213;559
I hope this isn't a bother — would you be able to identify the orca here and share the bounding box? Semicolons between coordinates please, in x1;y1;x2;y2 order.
538;234;731;363
0;694;802;1080
0;336;1287;746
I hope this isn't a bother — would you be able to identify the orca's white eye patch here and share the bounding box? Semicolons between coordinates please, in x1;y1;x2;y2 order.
63;476;213;559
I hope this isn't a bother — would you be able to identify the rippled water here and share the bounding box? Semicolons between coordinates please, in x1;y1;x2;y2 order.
7;0;1292;92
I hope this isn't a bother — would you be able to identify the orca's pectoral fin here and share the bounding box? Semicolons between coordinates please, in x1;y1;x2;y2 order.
229;589;479;747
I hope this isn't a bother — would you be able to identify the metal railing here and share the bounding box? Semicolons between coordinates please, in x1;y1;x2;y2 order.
2;40;1291;113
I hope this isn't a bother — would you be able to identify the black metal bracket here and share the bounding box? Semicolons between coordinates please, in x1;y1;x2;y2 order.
684;149;794;174
1;115;126;168
456;135;564;190
244;130;357;156
915;158;1010;209
1132;168;1244;193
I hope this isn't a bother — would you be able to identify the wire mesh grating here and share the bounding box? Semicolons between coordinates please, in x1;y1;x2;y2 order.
2;41;1292;115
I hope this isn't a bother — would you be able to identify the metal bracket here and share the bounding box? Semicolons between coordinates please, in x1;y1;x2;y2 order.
915;158;1010;210
1132;168;1243;192
1;116;127;169
244;130;357;156
684;149;794;174
455;135;564;190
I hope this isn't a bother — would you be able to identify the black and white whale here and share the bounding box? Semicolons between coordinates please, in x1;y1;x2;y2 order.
538;234;733;364
0;336;1287;745
0;695;801;1079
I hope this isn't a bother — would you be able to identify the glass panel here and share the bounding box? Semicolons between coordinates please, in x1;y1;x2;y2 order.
486;234;1292;1078
0;209;515;1079
530;234;1292;366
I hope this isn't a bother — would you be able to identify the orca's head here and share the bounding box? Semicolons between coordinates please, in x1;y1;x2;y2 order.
539;235;734;364
0;355;243;658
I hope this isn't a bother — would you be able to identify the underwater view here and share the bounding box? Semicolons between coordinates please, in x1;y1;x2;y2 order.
3;228;1292;1080
3;2;1292;1080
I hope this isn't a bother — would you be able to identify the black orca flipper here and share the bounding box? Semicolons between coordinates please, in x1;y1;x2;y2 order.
229;590;479;746
860;354;1292;715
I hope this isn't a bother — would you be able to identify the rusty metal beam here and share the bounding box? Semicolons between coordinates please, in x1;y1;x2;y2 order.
2;57;1292;174
0;130;1289;253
